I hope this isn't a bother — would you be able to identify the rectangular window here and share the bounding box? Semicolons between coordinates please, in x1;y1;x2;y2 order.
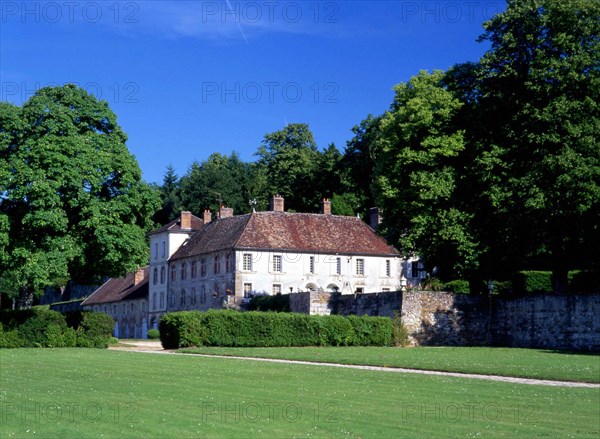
200;286;206;303
154;243;158;260
243;253;252;271
309;256;315;274
336;257;341;275
201;258;207;277
243;283;252;298
162;241;166;257
170;265;176;282
273;255;282;272
191;287;196;305
160;267;165;284
356;287;364;294
386;260;391;277
382;288;390;292
191;261;197;278
160;292;164;308
272;284;282;295
356;259;365;275
152;293;157;309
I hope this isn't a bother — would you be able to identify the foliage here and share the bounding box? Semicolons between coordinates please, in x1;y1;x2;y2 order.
0;309;112;348
422;277;444;292
0;84;160;307
256;123;323;212
247;294;290;312
179;152;266;215
159;311;207;349
159;310;393;348
373;71;478;279
512;271;554;295
75;312;115;348
465;0;600;287
443;280;471;294
153;164;181;225
391;312;410;347
146;328;160;339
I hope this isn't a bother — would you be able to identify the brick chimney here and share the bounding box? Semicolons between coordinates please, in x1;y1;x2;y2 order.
180;211;192;230
203;209;212;224
369;207;382;230
320;198;332;215
134;268;145;285
270;194;284;212
218;206;234;219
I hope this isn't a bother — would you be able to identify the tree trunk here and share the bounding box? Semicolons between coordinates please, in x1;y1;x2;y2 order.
15;286;34;309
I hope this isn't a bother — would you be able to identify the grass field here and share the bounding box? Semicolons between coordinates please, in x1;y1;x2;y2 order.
178;346;600;383
1;349;599;438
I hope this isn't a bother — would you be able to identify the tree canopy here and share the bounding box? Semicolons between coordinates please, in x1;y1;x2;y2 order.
0;84;160;307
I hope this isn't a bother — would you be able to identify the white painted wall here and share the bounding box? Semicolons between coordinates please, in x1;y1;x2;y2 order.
234;250;401;295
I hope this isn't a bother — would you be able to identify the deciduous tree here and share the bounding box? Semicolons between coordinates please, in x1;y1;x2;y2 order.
0;85;160;307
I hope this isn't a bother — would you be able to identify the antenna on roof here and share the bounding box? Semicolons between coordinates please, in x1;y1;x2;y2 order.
249;198;257;212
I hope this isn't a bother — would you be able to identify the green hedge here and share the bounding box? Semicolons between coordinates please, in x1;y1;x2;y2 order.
443;280;470;294
0;309;114;349
159;310;393;349
512;271;553;294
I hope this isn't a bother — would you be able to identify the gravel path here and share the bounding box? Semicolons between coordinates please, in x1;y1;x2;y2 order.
109;341;600;389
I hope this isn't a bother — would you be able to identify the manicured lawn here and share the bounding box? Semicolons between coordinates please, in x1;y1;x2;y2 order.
1;349;599;438
179;346;600;383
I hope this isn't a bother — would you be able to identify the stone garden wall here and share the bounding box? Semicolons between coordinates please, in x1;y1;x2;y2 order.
289;290;600;350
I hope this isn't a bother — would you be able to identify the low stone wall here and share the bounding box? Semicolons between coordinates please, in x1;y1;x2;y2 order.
492;294;600;351
401;291;488;346
288;290;600;350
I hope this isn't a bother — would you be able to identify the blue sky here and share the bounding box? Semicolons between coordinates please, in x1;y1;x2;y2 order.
1;1;505;184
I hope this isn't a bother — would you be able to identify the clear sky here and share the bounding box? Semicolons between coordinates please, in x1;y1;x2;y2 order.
1;0;506;184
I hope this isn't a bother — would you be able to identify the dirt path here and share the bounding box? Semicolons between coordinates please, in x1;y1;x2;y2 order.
109;341;600;389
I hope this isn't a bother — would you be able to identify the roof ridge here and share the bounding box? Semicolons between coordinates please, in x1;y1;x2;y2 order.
232;211;255;249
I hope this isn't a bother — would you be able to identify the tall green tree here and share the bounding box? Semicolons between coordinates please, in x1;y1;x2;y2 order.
0;85;160;307
256;123;322;212
179;152;264;215
341;115;382;217
373;71;479;279
468;0;600;287
153;164;181;225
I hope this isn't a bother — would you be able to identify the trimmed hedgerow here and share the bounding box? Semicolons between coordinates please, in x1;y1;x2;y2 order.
513;271;553;295
159;309;393;349
0;309;113;349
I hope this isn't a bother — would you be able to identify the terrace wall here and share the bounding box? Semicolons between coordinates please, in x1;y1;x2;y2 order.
289;290;600;351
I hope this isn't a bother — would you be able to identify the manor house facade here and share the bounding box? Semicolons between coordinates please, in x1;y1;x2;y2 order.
83;195;424;337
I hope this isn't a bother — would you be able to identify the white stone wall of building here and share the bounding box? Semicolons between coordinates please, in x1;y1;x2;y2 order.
234;250;401;296
86;298;148;339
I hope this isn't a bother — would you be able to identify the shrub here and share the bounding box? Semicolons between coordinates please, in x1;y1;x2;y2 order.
159;310;393;348
159;311;207;349
147;328;160;339
75;312;115;348
443;280;470;294
423;277;444;292
513;271;553;295
392;312;410;347
248;294;290;312
0;309;79;348
0;325;23;348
